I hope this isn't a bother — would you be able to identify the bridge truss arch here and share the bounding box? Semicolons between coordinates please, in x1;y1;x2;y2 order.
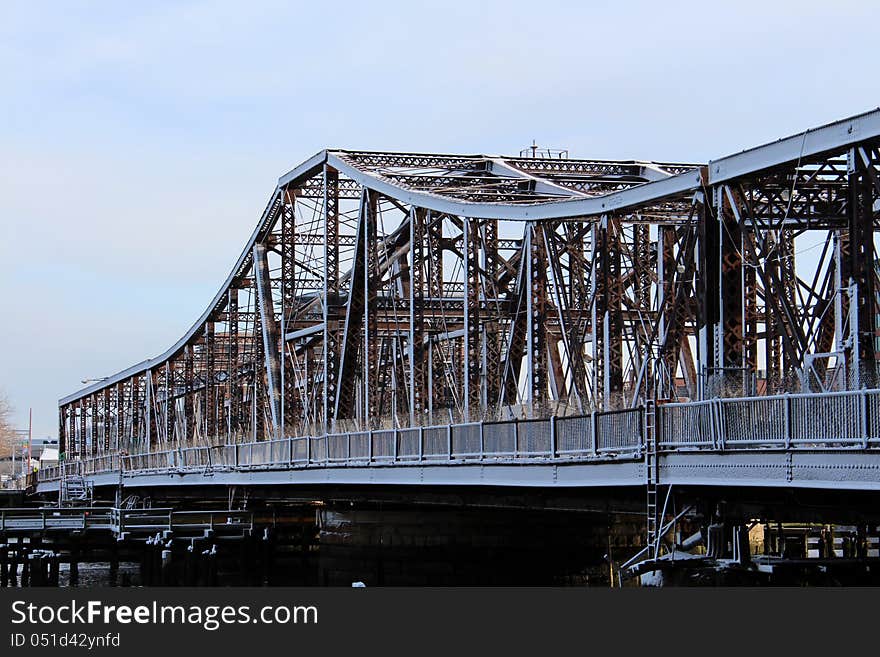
58;110;880;459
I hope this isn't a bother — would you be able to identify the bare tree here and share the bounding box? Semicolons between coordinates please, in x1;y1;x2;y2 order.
0;391;16;460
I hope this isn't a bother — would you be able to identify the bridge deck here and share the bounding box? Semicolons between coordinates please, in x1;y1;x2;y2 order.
33;390;880;494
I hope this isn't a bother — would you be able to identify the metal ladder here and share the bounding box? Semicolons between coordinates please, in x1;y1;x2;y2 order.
644;400;659;558
60;475;93;506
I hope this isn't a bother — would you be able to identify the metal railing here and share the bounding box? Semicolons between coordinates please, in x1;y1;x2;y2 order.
36;407;644;482
657;388;880;450
0;507;114;532
33;389;880;485
0;507;251;538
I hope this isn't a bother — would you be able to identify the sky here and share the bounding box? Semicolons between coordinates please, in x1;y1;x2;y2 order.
1;0;878;438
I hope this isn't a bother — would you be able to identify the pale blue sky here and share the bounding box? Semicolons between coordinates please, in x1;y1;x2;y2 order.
1;1;878;437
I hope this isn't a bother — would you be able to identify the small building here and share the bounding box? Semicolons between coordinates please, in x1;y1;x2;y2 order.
39;447;59;469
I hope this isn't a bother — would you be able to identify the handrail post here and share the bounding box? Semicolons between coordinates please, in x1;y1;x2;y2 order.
591;411;598;457
418;426;424;463
307;436;312;466
514;419;520;457
326;432;331;464
784;394;792;450
549;416;557;459
479;422;485;461
447;425;453;460
860;388;869;449
288;437;293;466
368;429;373;464
715;399;725;451
393;429;398;463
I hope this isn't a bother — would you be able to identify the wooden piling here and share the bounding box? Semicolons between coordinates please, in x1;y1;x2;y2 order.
0;544;8;587
8;547;18;587
69;545;79;587
109;545;119;586
49;553;60;586
161;546;173;586
20;547;30;587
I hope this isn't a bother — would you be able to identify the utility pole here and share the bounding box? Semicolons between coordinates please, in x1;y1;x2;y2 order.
28;408;33;475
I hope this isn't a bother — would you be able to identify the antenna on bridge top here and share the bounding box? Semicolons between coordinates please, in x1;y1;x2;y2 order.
519;140;569;159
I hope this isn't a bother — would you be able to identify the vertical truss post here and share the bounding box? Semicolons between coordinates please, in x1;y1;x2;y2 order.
164;361;175;446
715;186;744;393
184;345;194;444
608;222;624;410
89;393;96;456
103;387;111;452
634;223;653;396
78;401;86;460
148;369;158;450
215;344;227;442
483;218;502;409
846;146;877;386
115;381;124;452
657;225;675;397
527;223;549;416
562;224;589;408
335;189;369;424
281;189;297;433
204;322;216;442
323;166;340;431
408;207;427;424
764;231;782;391
427;212;446;416
364;191;380;424
593;215;623;409
778;232;798;382
70;405;77;458
464;217;482;419
254;242;282;439
143;374;152;451
502;239;528;410
227;289;239;439
90;393;98;456
59;405;67;457
698;197;719;399
743;228;759;378
129;376;139;450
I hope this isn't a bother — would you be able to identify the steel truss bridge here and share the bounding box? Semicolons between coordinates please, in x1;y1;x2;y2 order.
41;109;880;561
